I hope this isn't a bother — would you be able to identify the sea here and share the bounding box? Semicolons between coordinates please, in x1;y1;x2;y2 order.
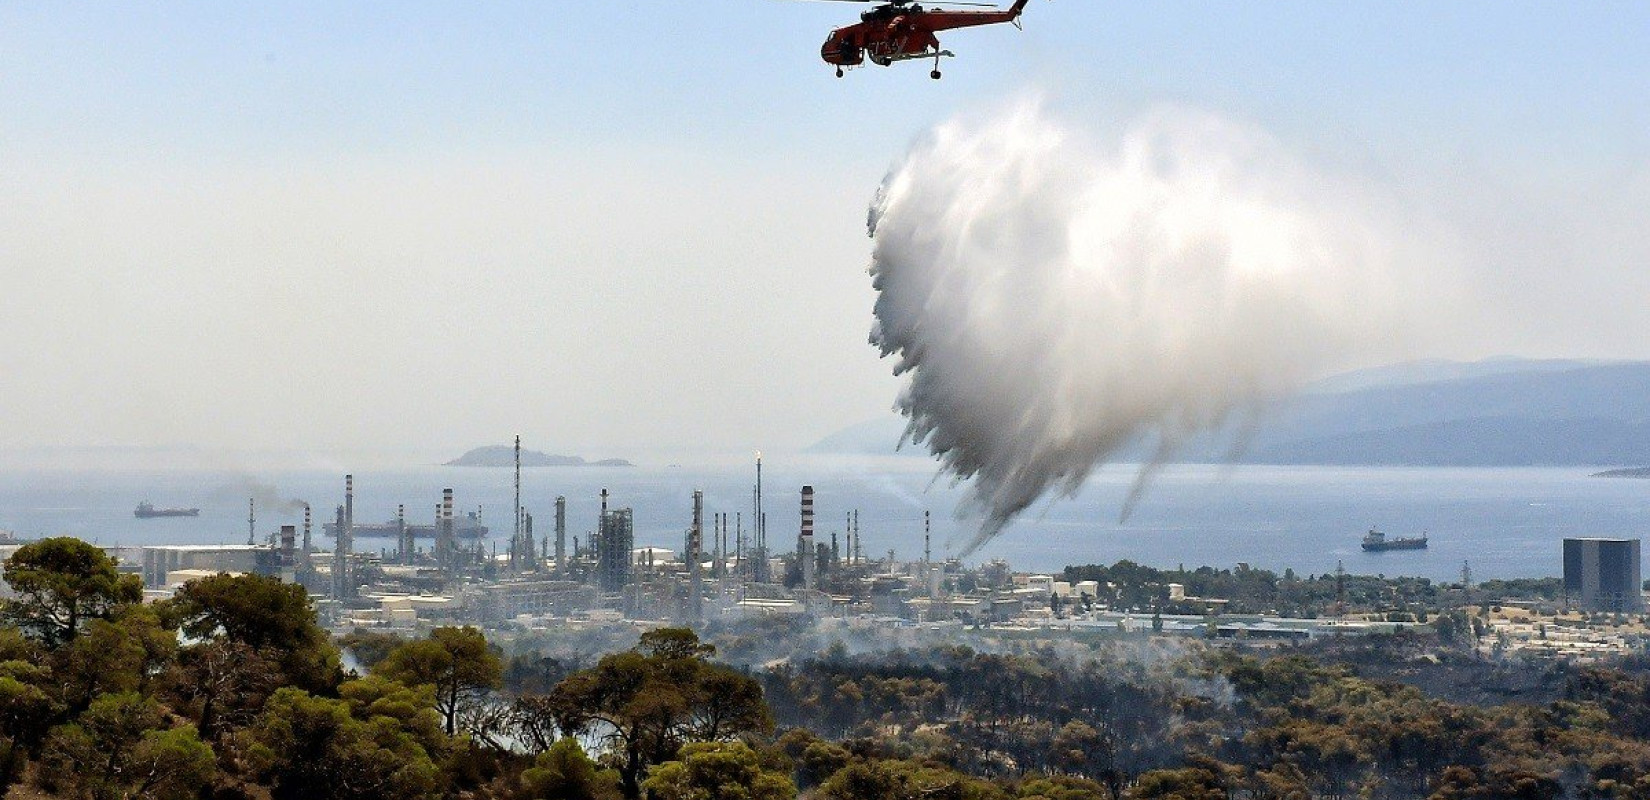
1;457;1645;584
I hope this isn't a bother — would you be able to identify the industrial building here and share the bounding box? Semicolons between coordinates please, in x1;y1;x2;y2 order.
139;544;273;589
1563;537;1644;612
596;507;634;593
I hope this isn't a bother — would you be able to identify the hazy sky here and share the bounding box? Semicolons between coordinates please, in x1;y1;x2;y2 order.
2;1;1646;462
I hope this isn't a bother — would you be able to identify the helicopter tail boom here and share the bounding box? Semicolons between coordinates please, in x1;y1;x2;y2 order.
921;0;1032;33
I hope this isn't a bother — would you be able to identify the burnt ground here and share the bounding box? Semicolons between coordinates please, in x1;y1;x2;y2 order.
1287;635;1574;708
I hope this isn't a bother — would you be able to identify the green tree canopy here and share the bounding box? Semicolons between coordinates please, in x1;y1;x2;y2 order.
172;573;340;692
126;725;219;800
1015;775;1113;800
55;604;176;712
38;691;215;800
0;626;56;755
162;639;280;742
641;741;796;800
373;626;501;737
1125;767;1227;800
816;759;1006;800
546;628;772;799
775;729;850;790
2;537;141;646
0;664;57;757
339;628;406;673
337;675;447;756
519;737;620;800
242;687;441;800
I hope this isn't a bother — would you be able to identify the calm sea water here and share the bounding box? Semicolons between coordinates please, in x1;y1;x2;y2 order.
1;458;1644;583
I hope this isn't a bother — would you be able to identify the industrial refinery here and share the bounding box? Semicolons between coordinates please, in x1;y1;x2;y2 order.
109;442;992;634
88;441;1444;648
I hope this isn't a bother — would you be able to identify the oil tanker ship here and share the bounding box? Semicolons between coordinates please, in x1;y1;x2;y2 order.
1361;528;1427;552
134;502;200;518
323;511;489;540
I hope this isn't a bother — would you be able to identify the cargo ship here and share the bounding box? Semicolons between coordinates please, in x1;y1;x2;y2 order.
323;511;489;540
1361;528;1427;552
134;502;200;519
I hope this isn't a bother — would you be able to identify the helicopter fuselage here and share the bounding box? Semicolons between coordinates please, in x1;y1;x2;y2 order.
820;1;1028;71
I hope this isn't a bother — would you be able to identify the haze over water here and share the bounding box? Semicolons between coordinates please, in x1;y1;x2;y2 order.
2;459;1642;584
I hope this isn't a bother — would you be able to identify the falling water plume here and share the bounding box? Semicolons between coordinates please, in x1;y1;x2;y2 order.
869;102;1404;554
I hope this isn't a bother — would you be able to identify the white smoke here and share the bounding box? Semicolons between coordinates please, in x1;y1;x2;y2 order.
870;102;1411;554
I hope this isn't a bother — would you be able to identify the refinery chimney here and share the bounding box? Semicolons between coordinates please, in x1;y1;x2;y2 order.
302;504;313;569
513;435;522;571
396;504;408;564
800;485;815;592
439;488;455;575
554;496;567;578
753;453;767;582
689;490;704;622
926;510;939;600
344;474;355;557
853;509;860;565
524;512;534;570
332;504;347;602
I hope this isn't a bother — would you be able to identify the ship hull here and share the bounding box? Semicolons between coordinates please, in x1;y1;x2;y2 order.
322;522;488;540
134;509;200;518
1362;539;1427;551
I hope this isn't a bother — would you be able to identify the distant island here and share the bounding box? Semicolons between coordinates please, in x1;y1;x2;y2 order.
444;446;633;468
1592;466;1650;479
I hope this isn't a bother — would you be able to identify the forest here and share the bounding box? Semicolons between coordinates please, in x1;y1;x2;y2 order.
4;537;1649;800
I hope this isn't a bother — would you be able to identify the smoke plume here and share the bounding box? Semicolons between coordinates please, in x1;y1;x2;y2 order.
207;477;308;515
870;102;1406;553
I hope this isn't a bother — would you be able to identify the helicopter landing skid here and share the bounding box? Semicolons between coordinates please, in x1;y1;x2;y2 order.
885;48;954;79
885;48;955;64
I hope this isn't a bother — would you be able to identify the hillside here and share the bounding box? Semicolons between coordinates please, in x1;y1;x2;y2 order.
1594;466;1650;479
810;358;1650;467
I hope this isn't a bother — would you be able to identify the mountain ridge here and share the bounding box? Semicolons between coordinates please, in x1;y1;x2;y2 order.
810;358;1650;467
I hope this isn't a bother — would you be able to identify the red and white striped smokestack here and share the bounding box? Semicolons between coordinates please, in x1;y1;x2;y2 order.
344;474;354;550
439;489;456;570
801;485;815;591
801;486;814;537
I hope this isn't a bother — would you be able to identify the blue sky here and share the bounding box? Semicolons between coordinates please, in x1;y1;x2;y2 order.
6;2;1643;161
1;1;1646;458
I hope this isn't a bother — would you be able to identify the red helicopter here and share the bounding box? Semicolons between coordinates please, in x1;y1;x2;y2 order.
819;0;1032;79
